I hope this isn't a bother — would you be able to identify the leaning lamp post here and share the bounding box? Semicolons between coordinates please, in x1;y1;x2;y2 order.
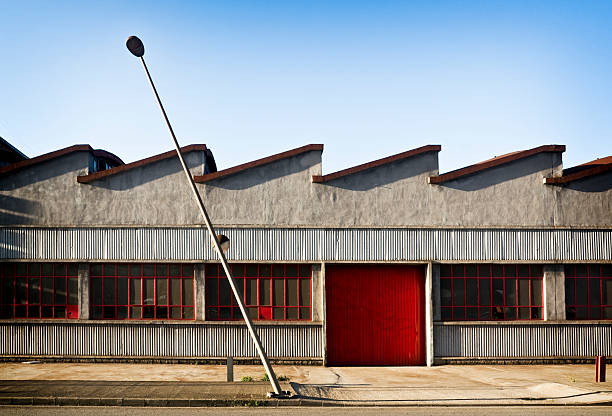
125;35;284;397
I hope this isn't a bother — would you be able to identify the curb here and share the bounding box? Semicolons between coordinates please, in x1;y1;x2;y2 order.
2;396;612;407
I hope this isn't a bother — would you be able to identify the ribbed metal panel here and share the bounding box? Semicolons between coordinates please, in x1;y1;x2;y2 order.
0;322;322;358
1;227;610;262
434;323;612;357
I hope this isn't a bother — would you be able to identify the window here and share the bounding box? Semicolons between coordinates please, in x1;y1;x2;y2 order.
90;264;194;320
205;263;312;321
565;264;612;320
0;263;79;319
440;264;543;321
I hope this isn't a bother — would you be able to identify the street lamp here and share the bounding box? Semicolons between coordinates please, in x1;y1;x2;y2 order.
126;35;284;397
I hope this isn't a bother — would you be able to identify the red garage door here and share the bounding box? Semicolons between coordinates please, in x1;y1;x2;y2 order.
326;265;425;366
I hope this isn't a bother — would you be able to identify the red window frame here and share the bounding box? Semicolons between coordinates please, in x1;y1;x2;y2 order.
0;263;79;319
205;263;312;321
440;264;543;321
90;263;195;320
565;264;612;320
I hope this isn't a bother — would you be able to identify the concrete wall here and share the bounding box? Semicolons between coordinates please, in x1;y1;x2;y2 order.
1;147;610;228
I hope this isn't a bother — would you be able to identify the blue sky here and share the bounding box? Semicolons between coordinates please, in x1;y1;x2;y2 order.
1;1;611;174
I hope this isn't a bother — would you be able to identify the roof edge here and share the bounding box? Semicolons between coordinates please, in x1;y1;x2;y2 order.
0;144;93;176
77;144;208;184
545;162;612;184
312;144;441;183
194;144;324;183
429;144;566;185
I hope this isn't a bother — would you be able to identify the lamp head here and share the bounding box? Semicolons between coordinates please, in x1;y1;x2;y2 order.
126;36;145;57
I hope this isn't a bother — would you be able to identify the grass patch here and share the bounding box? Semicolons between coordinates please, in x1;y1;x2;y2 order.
240;376;254;382
278;375;290;381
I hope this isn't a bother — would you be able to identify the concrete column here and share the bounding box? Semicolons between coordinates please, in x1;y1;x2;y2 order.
425;262;434;367
311;264;323;322
321;262;327;366
544;265;566;321
78;263;89;320
195;263;206;321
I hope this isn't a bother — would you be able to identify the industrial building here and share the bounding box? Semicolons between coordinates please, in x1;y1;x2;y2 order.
1;137;611;366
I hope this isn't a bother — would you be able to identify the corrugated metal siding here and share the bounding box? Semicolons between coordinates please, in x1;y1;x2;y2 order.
1;227;610;262
0;323;322;358
434;323;612;357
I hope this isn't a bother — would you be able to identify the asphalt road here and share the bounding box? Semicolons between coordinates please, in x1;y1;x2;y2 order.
1;407;611;415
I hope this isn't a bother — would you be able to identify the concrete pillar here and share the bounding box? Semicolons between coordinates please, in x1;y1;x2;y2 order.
544;265;566;321
78;263;89;320
425;262;434;367
195;263;206;321
311;264;323;322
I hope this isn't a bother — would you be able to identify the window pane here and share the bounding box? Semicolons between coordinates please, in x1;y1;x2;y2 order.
156;264;169;277
531;279;542;307
142;264;154;276
566;278;576;305
16;278;27;304
493;306;504;320
299;265;311;277
300;279;311;307
589;279;601;306
453;307;465;320
143;279;155;305
182;307;194;319
300;307;311;320
55;278;66;305
465;265;477;277
91;306;102;319
182;264;193;277
68;277;78;305
466;307;478;320
478;265;491;277
479;279;491;306
287;279;298;306
466;279;477;306
518;265;530;277
575;265;587;277
103;264;115;276
260;279;271;306
273;308;284;320
41;264;53;276
245;264;258;277
55;306;66;318
286;265;298;277
205;264;218;277
15;305;27;317
518;279;530;306
272;265;284;277
604;307;612;319
247;307;258;319
130;279;141;305
451;265;464;277
246;279;258;306
441;307;452;320
2;278;14;304
576;281;588;305
287;307;298;320
117;264;129;276
91;278;102;305
169;279;181;306
505;307;518;319
102;278;113;305
170;307;182;319
575;307;587;319
117;278;128;305
479;307;492;320
156;306;168;319
117;306;128;319
453;279;465;306
440;264;451;277
531;307;542;319
505;265;516;277
604;280;612;305
505;279;517;306
219;279;232;305
143;305;155;318
440;279;452;306
273;279;285;306
130;306;141;319
156;278;168;305
492;265;504;277
518;307;530;319
169;264;180;277
129;264;141;277
206;278;218;306
182;279;194;305
103;306;114;319
492;279;503;305
259;264;271;277
91;264;102;276
54;264;67;276
28;278;40;304
589;307;601;319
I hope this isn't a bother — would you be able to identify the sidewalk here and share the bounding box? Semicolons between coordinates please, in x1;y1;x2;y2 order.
0;362;610;407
